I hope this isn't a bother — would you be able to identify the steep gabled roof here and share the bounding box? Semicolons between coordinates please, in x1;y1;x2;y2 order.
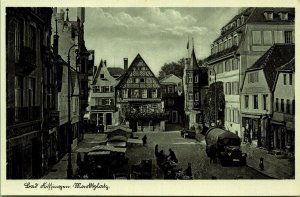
190;48;200;70
107;67;124;77
159;74;182;84
92;60;103;85
272;58;295;91
116;54;161;89
246;43;295;89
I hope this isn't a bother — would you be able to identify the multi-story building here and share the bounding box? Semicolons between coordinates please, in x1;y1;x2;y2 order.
50;8;88;159
241;44;294;148
116;54;167;132
205;7;295;137
6;8;53;179
183;44;208;129
89;60;123;129
160;74;184;125
271;57;295;154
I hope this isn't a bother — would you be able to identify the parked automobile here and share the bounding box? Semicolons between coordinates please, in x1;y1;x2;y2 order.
180;128;196;139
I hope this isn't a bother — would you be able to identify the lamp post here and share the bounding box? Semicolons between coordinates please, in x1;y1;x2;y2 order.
67;43;77;179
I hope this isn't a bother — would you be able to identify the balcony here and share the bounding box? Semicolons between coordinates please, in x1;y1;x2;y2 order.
6;106;41;126
125;111;169;120
16;46;37;75
206;45;238;63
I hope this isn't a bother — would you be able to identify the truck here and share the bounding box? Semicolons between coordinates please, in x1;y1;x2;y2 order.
205;127;247;166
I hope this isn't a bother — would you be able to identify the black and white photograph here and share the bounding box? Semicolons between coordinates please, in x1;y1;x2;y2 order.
1;0;299;196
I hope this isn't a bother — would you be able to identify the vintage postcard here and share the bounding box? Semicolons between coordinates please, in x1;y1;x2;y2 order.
1;0;299;196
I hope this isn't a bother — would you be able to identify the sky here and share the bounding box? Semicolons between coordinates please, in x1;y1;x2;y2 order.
66;7;241;75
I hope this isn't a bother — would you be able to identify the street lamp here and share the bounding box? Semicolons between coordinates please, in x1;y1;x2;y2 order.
67;43;78;179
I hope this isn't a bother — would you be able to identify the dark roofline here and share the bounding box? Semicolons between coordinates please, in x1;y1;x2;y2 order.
272;57;295;91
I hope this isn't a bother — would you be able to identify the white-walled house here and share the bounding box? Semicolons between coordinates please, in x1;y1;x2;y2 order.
241;44;294;148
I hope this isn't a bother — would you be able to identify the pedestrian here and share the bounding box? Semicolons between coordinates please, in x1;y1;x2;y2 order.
142;135;147;146
259;157;264;171
100;123;104;132
210;145;216;163
185;162;192;177
167;148;178;163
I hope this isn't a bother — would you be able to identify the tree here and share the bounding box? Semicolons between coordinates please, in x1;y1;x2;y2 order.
203;81;225;126
158;58;185;79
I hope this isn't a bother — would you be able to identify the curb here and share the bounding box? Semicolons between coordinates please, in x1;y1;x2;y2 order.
245;164;277;179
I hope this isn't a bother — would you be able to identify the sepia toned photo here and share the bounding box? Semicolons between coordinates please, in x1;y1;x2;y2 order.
1;1;299;196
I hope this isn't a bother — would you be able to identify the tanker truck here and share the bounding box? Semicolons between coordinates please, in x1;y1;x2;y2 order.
205;127;247;166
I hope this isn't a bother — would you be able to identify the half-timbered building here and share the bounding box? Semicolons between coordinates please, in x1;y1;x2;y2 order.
116;54;167;132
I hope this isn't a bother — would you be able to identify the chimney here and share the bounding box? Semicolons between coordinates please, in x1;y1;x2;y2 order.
124;58;128;71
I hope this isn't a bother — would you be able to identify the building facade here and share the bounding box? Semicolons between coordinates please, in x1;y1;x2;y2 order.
116;54;167;132
205;8;295;137
160;74;184;125
271;58;295;154
89;60;123;129
241;44;294;148
6;8;53;179
183;44;208;129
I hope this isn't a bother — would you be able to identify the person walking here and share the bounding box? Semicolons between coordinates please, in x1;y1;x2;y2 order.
185;162;192;177
142;135;147;146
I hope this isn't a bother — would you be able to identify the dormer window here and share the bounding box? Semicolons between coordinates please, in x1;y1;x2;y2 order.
264;11;274;20
241;15;245;24
237;18;241;26
279;12;288;20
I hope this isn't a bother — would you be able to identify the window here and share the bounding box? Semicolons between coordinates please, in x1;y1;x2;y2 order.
14;20;22;61
245;95;249;109
252;31;262;45
15;76;23;121
232;82;239;95
101;86;110;93
237;18;241;26
226;82;231;95
283;74;287;85
28;78;35;108
253;95;258;109
102;98;111;105
133;78;139;83
225;60;231;72
248;72;259;83
188;93;193;101
152;104;158;108
233;109;240;124
279;12;288;20
263;31;272;45
275;98;279;111
194;75;198;83
274;31;283;43
292;100;295;114
284;31;292;43
289;73;293;85
188;74;192;83
263;94;268;110
241;15;245;24
281;99;285;112
232;59;238;70
168;86;174;94
142;89;147;98
195;92;199;101
29;26;36;49
133;89;139;98
95;98;101;105
140;78;145;83
286;99;290;114
233;35;238;46
264;12;273;20
228;38;232;48
152;89;157;98
122;89;128;98
72;97;76;112
100;74;104;79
